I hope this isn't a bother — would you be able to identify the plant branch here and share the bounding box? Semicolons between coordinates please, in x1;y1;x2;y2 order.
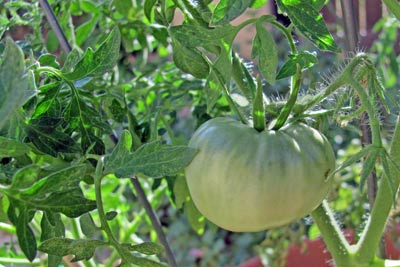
356;117;400;262
130;177;178;267
38;0;71;54
311;201;352;266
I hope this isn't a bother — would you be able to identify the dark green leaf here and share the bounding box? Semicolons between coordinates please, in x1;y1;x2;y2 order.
171;39;209;79
275;0;340;52
232;56;256;102
211;0;253;25
252;22;278;85
32;189;97;218
79;213;97;237
64;96;109;154
0;137;31;157
16;208;37;261
128;242;164;255
105;141;197;178
276;51;318;80
39;238;106;262
144;0;157;20
63;28;121;80
105;211;118;221
25;117;79;157
0;38;36;130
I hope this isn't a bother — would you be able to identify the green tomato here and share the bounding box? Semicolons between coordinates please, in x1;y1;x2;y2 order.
185;117;335;232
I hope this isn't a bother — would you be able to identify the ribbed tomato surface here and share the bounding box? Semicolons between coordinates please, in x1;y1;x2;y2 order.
185;117;335;232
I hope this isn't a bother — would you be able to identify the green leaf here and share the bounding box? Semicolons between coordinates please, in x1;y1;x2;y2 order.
173;175;189;209
61;49;82;74
211;0;253;25
185;197;205;235
40;212;65;267
0;38;36;130
39;238;106;262
79;213;97;237
174;176;205;234
20;165;87;198
63;27;121;80
171;39;209;79
251;0;268;8
0;137;31;157
16;208;37;262
169;24;238;48
275;0;340;52
40;211;65;242
38;54;60;68
123;252;169;267
252;22;278;85
144;0;157;20
313;0;328;10
34;189;96;218
76;14;99;46
276;51;318;80
359;149;379;191
105;130;132;167
105;141;197;178
128;242;164;255
10;165;41;190
14;165;96;218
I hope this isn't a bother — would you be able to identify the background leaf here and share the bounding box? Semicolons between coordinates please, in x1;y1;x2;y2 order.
211;0;253;25
252;21;278;85
276;51;318;80
0;38;36;130
276;0;340;52
0;137;31;157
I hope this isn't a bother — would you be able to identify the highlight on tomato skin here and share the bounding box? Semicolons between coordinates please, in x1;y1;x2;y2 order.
184;117;336;232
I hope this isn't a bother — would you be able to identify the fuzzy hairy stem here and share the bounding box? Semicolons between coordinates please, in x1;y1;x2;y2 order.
356;117;400;262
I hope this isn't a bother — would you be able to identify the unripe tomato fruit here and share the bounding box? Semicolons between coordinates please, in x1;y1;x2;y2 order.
185;117;335;232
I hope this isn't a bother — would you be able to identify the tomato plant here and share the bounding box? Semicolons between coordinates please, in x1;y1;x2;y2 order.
185;117;335;232
1;1;400;267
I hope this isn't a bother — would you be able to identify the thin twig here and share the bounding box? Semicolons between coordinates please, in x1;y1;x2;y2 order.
130;177;178;267
38;0;71;54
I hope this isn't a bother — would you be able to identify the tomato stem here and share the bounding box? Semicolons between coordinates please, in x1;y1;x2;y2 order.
272;64;302;130
252;77;265;132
